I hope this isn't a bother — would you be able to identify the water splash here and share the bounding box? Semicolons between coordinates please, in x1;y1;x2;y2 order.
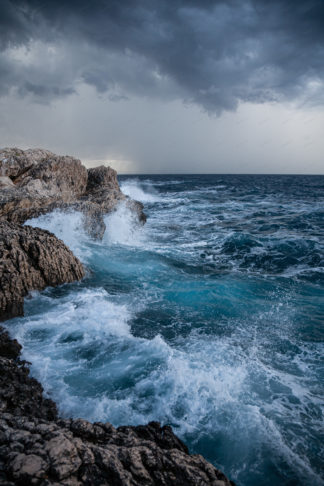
104;202;146;246
25;210;91;261
120;179;162;203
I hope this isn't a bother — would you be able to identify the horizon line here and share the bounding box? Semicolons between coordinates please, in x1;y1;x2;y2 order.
117;172;324;176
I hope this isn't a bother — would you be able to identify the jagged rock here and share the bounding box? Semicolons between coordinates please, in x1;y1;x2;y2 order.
0;413;235;485
0;148;145;238
0;220;85;321
0;328;21;360
0;328;58;420
86;165;119;192
0;149;88;224
0;148;54;179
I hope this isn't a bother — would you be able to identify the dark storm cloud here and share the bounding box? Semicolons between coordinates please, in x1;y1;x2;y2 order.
1;0;324;111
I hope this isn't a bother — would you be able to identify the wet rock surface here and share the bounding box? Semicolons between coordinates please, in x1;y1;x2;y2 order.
0;149;145;238
0;328;58;421
0;221;85;321
0;328;234;486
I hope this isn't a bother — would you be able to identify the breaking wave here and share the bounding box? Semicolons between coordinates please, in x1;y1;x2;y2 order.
7;174;324;486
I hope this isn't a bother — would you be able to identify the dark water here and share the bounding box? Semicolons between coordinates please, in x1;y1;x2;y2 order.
7;174;324;485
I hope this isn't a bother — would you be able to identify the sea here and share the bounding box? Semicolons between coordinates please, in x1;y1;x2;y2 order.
6;174;324;486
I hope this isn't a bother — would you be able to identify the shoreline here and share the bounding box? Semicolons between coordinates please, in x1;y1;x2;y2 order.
0;325;234;485
0;148;234;485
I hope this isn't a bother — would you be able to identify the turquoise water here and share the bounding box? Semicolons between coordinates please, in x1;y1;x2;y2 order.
7;175;324;485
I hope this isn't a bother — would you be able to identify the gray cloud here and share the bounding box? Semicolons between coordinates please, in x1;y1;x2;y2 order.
1;0;324;112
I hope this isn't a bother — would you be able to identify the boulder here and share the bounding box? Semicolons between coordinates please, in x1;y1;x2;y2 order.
0;149;88;224
86;165;119;191
0;221;85;321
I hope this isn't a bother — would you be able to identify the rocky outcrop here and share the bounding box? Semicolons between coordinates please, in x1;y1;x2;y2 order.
0;148;145;319
0;221;85;321
0;328;234;486
0;148;145;238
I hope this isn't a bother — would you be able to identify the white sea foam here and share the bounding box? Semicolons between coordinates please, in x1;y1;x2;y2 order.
103;202;146;247
8;281;324;485
121;180;162;203
25;210;91;261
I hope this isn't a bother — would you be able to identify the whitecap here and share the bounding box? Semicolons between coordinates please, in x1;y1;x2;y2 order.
121;179;162;203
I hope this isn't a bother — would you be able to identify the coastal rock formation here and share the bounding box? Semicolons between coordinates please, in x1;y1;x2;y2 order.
0;327;234;486
0;148;145;238
0;147;145;319
0;148;234;485
0;221;85;321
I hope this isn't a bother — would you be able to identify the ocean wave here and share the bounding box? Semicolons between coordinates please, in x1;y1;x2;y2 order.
120;180;162;203
8;285;323;485
8;174;324;486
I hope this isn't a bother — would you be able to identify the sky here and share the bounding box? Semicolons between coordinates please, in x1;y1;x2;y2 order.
1;0;324;174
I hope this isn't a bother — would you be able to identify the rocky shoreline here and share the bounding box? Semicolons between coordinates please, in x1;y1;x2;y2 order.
0;327;234;485
0;148;234;485
0;148;145;321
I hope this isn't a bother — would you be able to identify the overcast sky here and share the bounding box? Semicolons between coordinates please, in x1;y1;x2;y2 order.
1;0;324;173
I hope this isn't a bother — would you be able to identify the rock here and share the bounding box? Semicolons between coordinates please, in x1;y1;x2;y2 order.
0;329;58;420
0;220;85;321
0;148;54;179
86;165;119;192
0;149;88;224
0;328;21;360
0;148;146;238
0;177;14;189
8;453;49;483
0;327;235;486
46;435;82;480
